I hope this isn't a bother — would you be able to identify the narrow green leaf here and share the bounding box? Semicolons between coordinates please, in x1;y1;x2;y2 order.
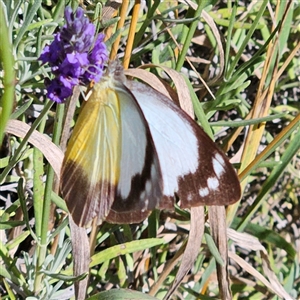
210;113;287;127
0;220;25;230
41;269;87;282
204;233;224;266
87;289;160;300
10;99;33;120
91;238;165;267
6;231;31;251
33;148;44;237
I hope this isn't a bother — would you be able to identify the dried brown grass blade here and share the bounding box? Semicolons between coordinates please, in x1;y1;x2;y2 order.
124;68;172;100
229;251;294;299
69;216;90;300
102;0;122;24
5;119;63;176
260;251;294;299
60;86;81;153
163;207;205;300
157;65;194;117
208;206;231;300
228;229;294;299
227;228;264;251
125;64;193;116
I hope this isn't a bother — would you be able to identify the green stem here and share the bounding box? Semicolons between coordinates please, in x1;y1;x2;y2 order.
33;115;48;238
0;4;15;144
34;103;65;293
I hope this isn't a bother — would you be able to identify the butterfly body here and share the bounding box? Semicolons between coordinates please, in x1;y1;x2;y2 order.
61;61;241;227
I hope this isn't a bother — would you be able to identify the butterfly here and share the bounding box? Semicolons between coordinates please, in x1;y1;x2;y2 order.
60;61;241;227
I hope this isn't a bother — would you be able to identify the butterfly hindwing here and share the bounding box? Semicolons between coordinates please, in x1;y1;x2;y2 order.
106;79;163;224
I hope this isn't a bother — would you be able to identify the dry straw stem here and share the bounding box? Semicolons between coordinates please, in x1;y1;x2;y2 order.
238;113;300;183
123;1;141;69
110;0;129;60
227;1;295;224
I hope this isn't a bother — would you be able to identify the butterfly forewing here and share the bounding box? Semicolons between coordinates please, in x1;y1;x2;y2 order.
127;80;241;207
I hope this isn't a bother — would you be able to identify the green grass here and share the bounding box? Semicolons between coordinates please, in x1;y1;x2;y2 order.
0;1;299;299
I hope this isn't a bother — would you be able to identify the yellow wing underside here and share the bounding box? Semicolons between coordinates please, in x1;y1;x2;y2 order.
64;85;121;188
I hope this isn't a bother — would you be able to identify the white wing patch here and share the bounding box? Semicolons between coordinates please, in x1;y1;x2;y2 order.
207;177;219;190
212;153;225;178
198;154;224;197
199;187;209;197
128;81;199;197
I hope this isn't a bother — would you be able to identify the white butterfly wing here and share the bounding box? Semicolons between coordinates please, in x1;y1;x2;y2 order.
127;80;241;207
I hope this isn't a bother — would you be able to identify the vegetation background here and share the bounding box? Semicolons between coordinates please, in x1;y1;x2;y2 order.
0;0;299;299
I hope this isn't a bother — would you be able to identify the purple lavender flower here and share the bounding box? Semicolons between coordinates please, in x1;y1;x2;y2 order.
83;34;108;84
44;78;73;104
39;6;108;103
